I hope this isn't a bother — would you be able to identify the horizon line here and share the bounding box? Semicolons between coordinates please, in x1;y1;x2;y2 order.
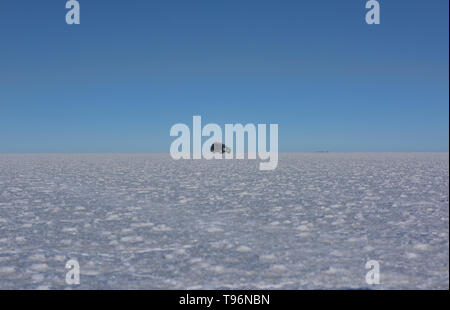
0;151;448;155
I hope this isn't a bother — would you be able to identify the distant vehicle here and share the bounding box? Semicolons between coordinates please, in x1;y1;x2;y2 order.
210;142;231;154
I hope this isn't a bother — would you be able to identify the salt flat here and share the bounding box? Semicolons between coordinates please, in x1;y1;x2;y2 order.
0;153;448;289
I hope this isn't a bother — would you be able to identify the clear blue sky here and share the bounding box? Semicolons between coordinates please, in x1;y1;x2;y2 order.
0;0;448;153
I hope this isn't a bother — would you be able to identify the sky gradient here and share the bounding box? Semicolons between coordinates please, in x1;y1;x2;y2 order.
0;0;448;153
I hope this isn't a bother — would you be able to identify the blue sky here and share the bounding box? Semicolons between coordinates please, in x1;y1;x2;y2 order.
0;0;448;153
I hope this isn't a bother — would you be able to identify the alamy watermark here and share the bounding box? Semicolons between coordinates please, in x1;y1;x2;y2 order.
170;116;278;171
65;1;380;26
365;260;380;285
365;0;381;25
65;259;80;285
65;1;80;25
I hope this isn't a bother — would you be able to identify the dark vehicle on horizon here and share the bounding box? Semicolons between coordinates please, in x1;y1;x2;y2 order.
210;142;231;154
